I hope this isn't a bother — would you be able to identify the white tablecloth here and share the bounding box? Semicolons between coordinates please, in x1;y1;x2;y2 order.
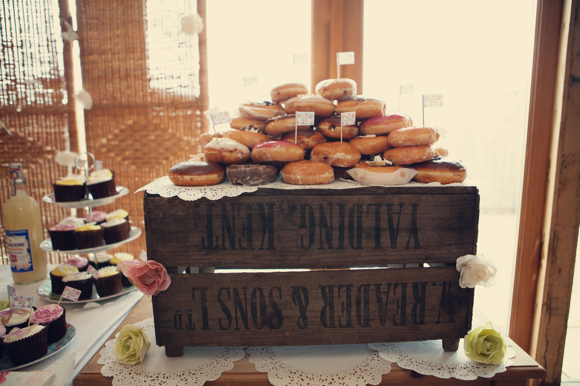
0;265;144;385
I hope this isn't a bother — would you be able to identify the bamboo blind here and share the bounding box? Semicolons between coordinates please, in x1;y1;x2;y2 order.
0;0;77;265
75;0;208;256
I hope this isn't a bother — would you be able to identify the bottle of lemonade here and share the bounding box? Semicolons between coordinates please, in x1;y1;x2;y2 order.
3;163;47;284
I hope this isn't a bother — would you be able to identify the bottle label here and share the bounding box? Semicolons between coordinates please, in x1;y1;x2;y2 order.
5;229;34;273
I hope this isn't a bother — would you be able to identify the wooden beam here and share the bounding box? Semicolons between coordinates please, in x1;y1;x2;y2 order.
509;0;563;352
531;0;580;384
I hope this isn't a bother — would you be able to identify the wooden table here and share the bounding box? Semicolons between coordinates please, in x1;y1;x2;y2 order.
74;297;546;386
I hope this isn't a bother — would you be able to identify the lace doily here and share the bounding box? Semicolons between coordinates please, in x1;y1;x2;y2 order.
247;345;392;386
98;318;245;386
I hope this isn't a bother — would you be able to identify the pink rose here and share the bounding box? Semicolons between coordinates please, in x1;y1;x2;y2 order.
0;372;8;384
118;260;171;296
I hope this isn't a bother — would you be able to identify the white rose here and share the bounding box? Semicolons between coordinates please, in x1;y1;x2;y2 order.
456;254;497;288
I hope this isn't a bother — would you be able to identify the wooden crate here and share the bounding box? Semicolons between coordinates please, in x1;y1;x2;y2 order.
144;185;479;356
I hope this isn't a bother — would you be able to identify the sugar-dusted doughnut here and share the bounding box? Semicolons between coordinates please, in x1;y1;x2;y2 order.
317;117;359;140
281;160;334;185
382;145;447;166
168;161;224;186
223;130;271;149
265;115;312;136
412;161;467;184
230;115;267;131
226;164;278;186
387;126;440;147
239;101;285;120
204;138;251;164
335;97;385;119
199;132;222;148
270;83;308;104
310;142;361;168
284;95;335;117
315;78;357;101
281;129;326;150
251;141;305;164
348;162;416;185
349;135;389;155
360;114;412;135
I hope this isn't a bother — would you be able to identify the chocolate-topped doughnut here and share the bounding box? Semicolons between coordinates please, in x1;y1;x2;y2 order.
412;161;467;184
226;164;278;186
168;161;224;186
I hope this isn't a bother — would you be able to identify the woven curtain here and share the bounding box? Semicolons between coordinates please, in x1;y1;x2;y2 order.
0;0;77;264
76;0;208;256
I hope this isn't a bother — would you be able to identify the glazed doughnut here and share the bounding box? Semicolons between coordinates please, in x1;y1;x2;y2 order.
315;78;357;101
349;135;389;155
349;162;415;185
226;164;278;186
360;114;412;135
265;115;311;136
204;138;251;164
412;161;467;184
199;132;222;148
230;115;267;131
335;97;385;118
270;83;308;103
317;117;359;140
382;145;447;166
281;129;326;150
387;126;440;147
284;94;335;117
251;141;305;164
168;161;224;186
239;101;285;120
223;130;271;149
310;142;361;168
281;160;334;185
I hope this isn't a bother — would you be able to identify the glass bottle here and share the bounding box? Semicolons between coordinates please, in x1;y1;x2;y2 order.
3;163;48;284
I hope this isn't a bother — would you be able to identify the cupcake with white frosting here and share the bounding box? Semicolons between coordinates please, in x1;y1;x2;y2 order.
94;266;122;297
3;324;49;366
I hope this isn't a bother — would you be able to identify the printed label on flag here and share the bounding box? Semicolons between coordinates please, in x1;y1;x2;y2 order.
11;295;33;309
293;53;308;64
400;84;415;95
243;76;258;87
296;111;315;126
337;51;355;65
87;265;99;280
7;285;16;298
423;94;444;107
62;286;82;302
340;112;356;126
210;111;231;126
203;107;219;123
95;160;103;170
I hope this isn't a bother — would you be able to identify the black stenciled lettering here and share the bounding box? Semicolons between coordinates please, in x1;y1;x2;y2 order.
368;204;382;249
268;287;284;330
239;204;254;250
337;203;346;249
201;204;219;249
348;204;364;249
258;203;275;250
291;286;309;329
233;287;250;330
186;309;195;330
319;285;336;328
338;284;353;328
405;203;422;249
192;287;211;330
393;283;408;326
436;281;456;324
385;203;404;249
217;287;232;330
411;282;427;325
173;310;184;330
300;204;315;250
221;203;237;250
318;203;334;250
250;287;267;330
356;284;371;327
375;283;392;326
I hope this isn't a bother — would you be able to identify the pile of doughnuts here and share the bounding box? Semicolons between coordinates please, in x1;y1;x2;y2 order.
168;79;466;187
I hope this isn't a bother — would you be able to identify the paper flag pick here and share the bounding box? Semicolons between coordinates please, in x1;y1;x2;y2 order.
62;286;82;302
296;111;315;126
11;295;33;309
341;112;356;127
7;285;16;298
210;111;231;126
337;51;355;65
203;107;219;123
423;94;444;107
87;265;99;280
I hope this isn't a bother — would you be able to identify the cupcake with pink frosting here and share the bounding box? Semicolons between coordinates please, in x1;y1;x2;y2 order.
30;305;66;344
64;255;89;271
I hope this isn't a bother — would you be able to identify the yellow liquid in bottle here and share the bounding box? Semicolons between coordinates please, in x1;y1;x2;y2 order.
3;189;48;284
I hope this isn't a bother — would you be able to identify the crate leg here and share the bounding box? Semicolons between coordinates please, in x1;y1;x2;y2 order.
442;338;460;351
165;346;184;357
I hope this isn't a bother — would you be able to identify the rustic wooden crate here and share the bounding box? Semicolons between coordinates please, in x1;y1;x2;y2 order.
144;185;479;356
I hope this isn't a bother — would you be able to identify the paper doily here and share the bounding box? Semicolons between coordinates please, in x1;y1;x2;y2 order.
247;345;392;386
98;318;245;386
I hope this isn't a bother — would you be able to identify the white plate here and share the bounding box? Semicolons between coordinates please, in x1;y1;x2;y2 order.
40;226;141;254
42;186;129;208
0;324;76;370
37;279;137;304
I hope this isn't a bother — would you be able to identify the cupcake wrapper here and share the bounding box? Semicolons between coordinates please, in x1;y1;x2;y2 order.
48;230;77;251
87;179;117;199
50;273;67;296
43;308;67;344
88;261;113;271
4;325;49;366
103;222;131;244
74;229;104;249
53;184;86;202
94;274;122;297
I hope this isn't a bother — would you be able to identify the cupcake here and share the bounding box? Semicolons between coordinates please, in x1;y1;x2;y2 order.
110;252;135;287
53;175;86;202
62;272;93;300
84;210;107;224
106;209;129;223
88;252;113;270
74;224;104;249
94;266;123;297
58;216;86;227
0;323;5;358
30;305;66;344
50;265;79;295
0;308;34;333
3;324;49;366
48;224;77;250
102;219;130;244
87;169;117;199
65;255;89;271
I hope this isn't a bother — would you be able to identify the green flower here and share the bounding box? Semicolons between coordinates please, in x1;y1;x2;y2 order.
464;322;507;365
114;324;150;365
